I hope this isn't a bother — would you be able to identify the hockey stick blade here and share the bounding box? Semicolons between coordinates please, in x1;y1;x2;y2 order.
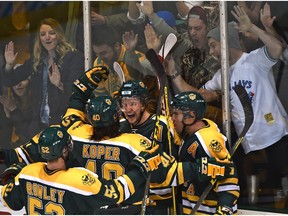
146;49;166;78
190;85;254;214
113;62;125;84
230;85;254;156
159;33;177;60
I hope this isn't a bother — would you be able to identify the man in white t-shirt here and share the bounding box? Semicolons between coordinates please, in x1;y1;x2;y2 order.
165;5;288;192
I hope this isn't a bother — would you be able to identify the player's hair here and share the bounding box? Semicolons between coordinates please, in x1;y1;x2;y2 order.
91;121;121;141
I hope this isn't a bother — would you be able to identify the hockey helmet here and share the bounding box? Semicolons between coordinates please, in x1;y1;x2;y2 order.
118;80;148;104
38;126;73;160
171;91;206;119
86;95;119;127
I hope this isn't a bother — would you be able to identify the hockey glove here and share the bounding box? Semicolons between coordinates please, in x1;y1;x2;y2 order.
73;66;109;98
0;162;26;185
215;205;233;215
195;157;236;182
133;145;161;179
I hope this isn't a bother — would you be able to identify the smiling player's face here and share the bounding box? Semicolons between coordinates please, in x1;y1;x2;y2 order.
120;97;144;125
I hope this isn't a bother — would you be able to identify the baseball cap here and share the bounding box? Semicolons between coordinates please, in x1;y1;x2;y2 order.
188;5;207;24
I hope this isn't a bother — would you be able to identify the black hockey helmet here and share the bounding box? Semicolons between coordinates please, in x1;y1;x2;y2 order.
171;91;206;119
86;95;119;127
38;125;73;160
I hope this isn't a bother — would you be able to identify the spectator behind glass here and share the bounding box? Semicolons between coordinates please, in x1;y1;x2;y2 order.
91;25;154;98
2;18;84;138
127;1;191;53
142;4;223;129
0;75;32;147
75;1;133;55
165;5;288;194
0;74;13;150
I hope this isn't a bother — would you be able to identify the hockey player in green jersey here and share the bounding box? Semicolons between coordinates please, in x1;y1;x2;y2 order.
117;80;179;214
0;125;236;215
0;126;162;214
0;66;237;214
170;91;239;215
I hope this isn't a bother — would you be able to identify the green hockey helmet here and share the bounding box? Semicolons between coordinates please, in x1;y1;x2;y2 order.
86;96;119;127
118;80;148;104
38;126;73;160
171;91;206;119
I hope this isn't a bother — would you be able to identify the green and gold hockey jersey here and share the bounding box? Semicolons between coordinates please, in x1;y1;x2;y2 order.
1;162;146;214
120;114;179;207
178;119;240;215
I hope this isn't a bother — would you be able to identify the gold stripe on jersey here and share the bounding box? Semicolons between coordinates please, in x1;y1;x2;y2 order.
215;177;239;187
182;192;218;205
150;159;183;188
177;163;185;185
122;174;135;195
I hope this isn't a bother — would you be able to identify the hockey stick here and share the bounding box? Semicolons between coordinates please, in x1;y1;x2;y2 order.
158;33;177;98
113;61;125;84
155;39;179;214
158;33;177;63
141;49;166;215
142;47;178;215
190;85;254;214
164;85;177;215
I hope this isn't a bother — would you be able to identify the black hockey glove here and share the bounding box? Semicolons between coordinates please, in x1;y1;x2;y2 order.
194;157;236;182
0;162;26;185
133;145;161;179
73;66;109;98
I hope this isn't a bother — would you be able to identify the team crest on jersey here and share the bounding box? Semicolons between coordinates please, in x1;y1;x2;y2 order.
82;174;96;186
209;139;222;152
139;139;151;148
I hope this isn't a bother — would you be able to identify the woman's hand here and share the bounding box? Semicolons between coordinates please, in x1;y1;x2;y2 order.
4;41;18;69
0;95;17;116
49;63;63;91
